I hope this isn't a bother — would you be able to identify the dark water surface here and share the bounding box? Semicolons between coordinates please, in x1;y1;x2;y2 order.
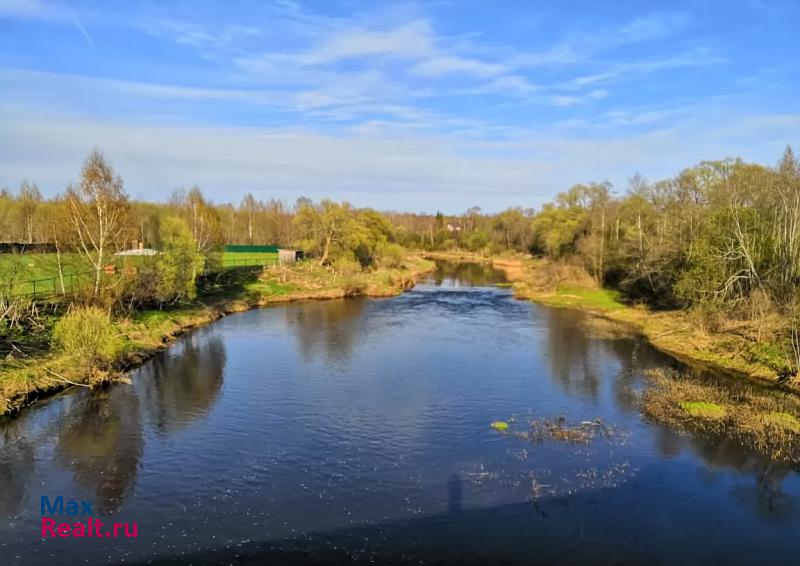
2;262;800;565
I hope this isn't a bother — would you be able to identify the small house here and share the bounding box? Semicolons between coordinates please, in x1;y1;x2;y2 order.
278;249;302;265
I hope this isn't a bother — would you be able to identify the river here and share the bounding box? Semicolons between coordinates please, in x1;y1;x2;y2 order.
1;261;799;565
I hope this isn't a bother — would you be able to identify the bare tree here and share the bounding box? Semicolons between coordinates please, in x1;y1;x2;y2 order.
240;193;259;244
18;179;41;244
66;150;129;296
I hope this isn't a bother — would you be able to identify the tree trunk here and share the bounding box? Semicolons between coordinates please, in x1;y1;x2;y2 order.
599;210;605;283
319;233;332;265
53;224;66;295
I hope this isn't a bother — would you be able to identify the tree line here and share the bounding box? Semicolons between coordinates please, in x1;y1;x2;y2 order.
3;146;799;319
2;146;800;377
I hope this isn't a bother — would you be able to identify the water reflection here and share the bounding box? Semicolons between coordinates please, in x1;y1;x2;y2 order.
544;308;601;399
690;435;798;523
141;334;226;433
284;299;365;363
0;421;35;516
432;261;507;287
447;473;463;514
55;388;143;514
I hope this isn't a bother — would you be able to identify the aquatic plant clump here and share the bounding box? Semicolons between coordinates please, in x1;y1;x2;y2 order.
492;415;623;445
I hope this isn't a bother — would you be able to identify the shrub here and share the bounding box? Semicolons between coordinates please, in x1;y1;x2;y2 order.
375;242;405;269
52;306;118;376
332;255;362;276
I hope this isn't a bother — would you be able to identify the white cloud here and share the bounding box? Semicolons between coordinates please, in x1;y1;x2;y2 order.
2;106;796;212
617;13;691;42
0;0;55;18
305;20;435;63
410;55;507;78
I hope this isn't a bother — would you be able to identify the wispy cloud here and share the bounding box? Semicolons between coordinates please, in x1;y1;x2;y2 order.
69;12;94;47
410;55;507;78
569;48;728;88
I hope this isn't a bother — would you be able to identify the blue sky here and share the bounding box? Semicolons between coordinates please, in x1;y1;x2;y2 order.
1;0;798;213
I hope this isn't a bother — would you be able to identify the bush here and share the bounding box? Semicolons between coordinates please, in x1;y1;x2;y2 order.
52;306;118;376
332;255;362;276
375;242;405;269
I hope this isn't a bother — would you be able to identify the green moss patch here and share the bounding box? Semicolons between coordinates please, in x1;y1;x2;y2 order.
679;401;726;419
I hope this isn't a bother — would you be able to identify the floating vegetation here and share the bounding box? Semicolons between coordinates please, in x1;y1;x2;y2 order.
643;368;800;465
479;415;635;503
492;416;623;445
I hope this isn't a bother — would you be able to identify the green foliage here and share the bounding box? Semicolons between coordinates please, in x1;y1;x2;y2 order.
531;202;586;257
293;199;398;268
463;230;489;252
52;306;118;375
332;254;362;276
157;215;197;302
375;242;405;268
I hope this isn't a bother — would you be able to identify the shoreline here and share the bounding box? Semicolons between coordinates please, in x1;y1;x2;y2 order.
424;251;791;389
0;256;436;417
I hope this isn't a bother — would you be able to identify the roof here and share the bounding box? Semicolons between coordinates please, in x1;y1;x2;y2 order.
115;248;159;256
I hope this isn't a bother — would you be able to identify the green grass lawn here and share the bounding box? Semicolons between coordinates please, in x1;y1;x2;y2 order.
544;285;626;311
220;251;278;266
0;250;280;296
0;253;92;295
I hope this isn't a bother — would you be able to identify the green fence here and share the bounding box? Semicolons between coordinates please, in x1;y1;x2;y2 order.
224;244;280;253
6;270;95;300
218;256;279;270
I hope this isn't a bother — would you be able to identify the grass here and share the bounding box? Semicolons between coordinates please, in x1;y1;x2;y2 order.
679;401;726;419
0;251;279;296
0;253;91;294
643;368;800;465
542;285;626;311
220;251;278;267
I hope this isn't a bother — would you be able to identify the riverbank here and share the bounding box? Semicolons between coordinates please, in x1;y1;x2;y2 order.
0;255;435;416
424;251;790;386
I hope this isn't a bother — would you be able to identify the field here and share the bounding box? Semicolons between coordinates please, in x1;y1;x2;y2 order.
0;251;279;296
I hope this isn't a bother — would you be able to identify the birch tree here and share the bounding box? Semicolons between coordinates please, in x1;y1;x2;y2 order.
66;150;129;296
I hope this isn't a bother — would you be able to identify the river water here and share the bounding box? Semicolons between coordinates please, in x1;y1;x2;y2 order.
1;261;799;565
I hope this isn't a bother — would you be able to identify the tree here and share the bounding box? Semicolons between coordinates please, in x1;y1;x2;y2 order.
156;216;197;303
66;150;129;296
293;199;354;265
239;193;259;244
171;187;222;276
18;179;42;244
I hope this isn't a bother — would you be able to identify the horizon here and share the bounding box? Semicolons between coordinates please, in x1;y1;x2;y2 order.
1;0;799;214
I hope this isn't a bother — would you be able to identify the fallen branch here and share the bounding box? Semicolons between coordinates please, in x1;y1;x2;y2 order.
40;366;91;388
